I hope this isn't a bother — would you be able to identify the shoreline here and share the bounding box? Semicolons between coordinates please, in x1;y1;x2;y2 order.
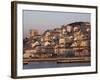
23;56;90;64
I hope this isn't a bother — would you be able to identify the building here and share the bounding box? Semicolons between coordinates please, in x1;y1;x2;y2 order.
42;30;52;42
51;31;60;37
23;48;37;58
28;29;39;38
59;36;66;44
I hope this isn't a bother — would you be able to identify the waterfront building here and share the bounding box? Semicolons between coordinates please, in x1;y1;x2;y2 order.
23;48;37;58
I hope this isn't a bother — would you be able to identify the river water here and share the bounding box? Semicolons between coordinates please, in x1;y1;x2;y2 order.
23;62;90;69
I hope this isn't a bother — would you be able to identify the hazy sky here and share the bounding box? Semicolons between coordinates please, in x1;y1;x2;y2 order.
23;10;91;38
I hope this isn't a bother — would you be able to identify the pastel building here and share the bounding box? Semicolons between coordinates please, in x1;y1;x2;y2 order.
28;29;39;38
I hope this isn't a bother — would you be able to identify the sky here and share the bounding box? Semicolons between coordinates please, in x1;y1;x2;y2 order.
23;10;91;38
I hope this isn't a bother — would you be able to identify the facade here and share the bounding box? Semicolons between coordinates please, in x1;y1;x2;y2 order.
28;29;39;38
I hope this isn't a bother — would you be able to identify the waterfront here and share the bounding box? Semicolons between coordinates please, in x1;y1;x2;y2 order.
23;21;91;69
23;62;90;69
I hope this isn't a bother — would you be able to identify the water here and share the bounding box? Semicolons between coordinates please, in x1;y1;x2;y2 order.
23;62;91;69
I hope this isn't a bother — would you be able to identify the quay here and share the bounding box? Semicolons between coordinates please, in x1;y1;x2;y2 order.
23;57;90;64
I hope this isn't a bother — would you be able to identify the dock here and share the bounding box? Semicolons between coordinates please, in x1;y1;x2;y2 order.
23;57;90;64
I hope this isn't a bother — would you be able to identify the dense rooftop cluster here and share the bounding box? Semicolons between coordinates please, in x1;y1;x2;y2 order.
23;22;91;58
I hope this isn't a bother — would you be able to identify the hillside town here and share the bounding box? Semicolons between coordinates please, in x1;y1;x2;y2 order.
23;22;91;62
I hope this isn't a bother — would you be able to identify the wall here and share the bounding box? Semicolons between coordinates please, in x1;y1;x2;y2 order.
0;0;99;80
